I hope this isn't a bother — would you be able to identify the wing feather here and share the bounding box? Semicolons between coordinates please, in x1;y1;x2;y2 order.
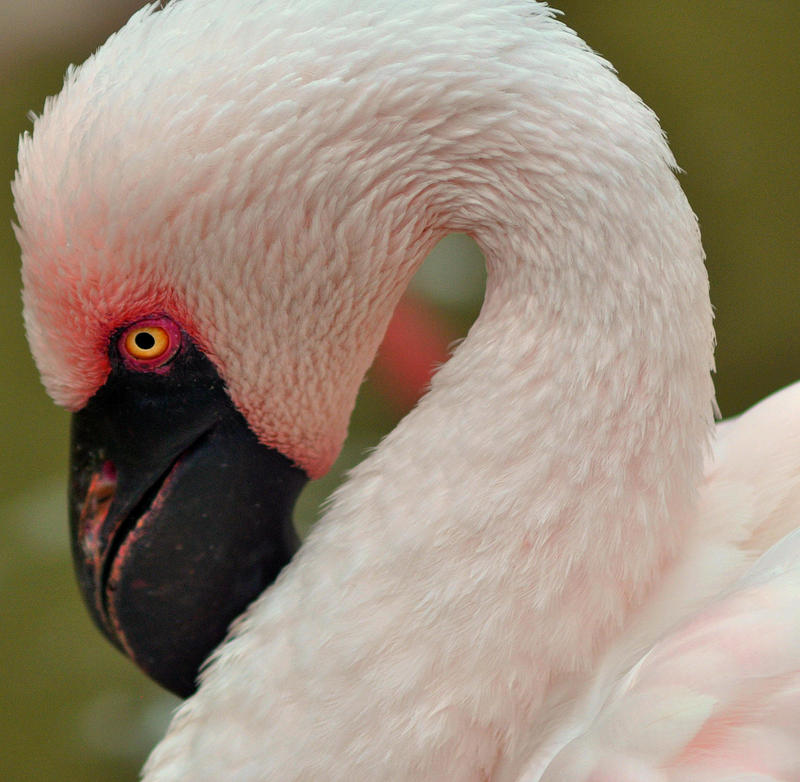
539;529;800;781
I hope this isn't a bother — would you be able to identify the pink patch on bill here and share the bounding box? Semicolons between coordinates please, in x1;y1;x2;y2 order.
77;460;117;566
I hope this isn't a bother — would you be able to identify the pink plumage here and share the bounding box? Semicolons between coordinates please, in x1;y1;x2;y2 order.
13;0;800;779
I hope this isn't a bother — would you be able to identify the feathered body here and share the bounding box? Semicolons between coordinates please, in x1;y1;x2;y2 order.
13;0;800;779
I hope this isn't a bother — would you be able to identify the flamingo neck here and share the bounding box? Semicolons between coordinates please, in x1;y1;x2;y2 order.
155;153;712;782
330;159;714;685
145;11;716;780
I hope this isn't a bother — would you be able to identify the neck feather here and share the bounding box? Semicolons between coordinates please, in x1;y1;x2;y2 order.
145;14;715;781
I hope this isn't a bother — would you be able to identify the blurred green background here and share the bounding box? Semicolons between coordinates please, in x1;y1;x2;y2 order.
1;2;798;779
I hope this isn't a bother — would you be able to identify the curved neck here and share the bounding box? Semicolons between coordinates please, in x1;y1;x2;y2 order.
145;15;716;780
204;124;711;776
339;132;715;676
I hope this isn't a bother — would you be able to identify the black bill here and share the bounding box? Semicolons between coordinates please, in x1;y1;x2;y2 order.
70;332;306;697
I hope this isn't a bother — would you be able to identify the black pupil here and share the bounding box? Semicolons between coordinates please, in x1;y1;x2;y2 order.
135;332;157;351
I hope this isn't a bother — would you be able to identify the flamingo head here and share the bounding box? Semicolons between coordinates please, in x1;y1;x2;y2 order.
13;0;698;705
12;2;461;695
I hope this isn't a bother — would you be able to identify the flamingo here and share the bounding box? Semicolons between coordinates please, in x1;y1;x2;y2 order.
13;0;800;779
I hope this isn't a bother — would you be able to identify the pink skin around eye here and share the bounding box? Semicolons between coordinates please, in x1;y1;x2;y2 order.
118;315;182;373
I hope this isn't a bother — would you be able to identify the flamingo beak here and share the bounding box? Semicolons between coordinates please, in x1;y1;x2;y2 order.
69;339;306;697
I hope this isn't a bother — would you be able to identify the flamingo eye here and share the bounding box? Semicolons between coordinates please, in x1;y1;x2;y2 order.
125;327;169;359
119;317;181;370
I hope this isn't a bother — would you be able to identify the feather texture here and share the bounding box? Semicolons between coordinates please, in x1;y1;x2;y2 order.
13;0;800;779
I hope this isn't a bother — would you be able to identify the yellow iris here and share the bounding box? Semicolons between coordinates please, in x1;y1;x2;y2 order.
124;326;171;360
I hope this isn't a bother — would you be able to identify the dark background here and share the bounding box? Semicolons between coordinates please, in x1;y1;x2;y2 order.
1;2;798;779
